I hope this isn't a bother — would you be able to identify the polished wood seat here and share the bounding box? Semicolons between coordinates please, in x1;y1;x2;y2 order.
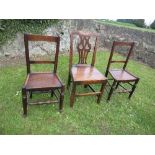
67;31;107;107
22;34;65;116
25;73;62;90
109;69;137;82
72;65;106;83
105;41;139;100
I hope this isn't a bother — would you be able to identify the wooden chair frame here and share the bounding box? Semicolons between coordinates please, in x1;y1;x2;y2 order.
67;31;107;107
22;34;65;115
105;41;139;100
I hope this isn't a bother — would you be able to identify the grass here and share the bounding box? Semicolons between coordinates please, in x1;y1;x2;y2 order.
0;51;155;135
96;20;155;33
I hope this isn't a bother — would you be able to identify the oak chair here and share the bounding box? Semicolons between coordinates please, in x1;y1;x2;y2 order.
105;41;139;100
67;31;107;107
22;34;65;115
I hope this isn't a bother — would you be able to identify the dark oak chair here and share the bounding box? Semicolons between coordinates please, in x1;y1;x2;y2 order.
22;34;65;115
67;31;107;107
105;41;139;100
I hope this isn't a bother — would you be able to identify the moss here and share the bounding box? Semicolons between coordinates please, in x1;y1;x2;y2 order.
0;19;59;47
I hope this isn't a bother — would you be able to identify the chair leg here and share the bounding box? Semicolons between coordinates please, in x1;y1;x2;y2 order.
129;79;139;99
70;83;76;108
115;82;120;89
97;81;107;103
22;87;28;116
51;90;54;97
59;86;65;112
107;80;116;101
30;90;32;99
67;73;71;89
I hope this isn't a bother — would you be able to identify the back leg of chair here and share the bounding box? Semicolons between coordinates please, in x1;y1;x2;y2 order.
51;90;54;97
22;87;28;116
67;73;71;89
107;80;116;101
129;79;139;99
59;86;65;112
30;90;33;99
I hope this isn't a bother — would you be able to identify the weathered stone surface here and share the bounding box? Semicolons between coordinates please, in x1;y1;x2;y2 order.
0;19;155;68
96;22;155;68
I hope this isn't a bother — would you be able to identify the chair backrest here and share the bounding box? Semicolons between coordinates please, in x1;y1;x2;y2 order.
24;34;60;74
69;31;98;70
105;41;135;76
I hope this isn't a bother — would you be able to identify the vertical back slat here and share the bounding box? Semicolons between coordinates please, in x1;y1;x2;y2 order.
24;34;30;74
91;36;98;66
54;37;60;73
123;42;135;69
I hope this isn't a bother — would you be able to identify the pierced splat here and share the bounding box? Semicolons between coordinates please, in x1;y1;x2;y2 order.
69;31;98;69
77;35;91;64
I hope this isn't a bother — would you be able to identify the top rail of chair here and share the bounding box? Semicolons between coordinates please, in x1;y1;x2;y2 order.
70;31;99;37
113;41;135;46
24;34;60;42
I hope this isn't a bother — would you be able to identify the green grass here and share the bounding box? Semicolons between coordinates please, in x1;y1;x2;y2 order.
0;52;155;135
96;20;155;33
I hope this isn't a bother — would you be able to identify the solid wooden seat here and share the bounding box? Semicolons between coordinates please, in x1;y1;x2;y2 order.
109;69;137;82
67;31;107;107
22;34;65;116
105;41;139;100
72;65;106;83
25;73;62;90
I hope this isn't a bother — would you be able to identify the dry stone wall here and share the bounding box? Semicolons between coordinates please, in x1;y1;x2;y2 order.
0;19;155;68
97;22;155;68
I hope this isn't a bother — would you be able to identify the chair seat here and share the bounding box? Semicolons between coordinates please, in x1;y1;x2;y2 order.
109;69;137;82
71;64;107;83
24;73;62;90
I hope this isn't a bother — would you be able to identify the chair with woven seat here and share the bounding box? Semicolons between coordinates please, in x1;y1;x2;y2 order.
22;34;65;116
105;41;140;100
67;31;107;107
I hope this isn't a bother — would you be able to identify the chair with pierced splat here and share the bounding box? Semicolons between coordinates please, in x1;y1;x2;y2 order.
67;31;107;107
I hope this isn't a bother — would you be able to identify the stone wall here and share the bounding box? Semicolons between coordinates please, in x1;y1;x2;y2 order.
0;19;155;68
96;22;155;68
